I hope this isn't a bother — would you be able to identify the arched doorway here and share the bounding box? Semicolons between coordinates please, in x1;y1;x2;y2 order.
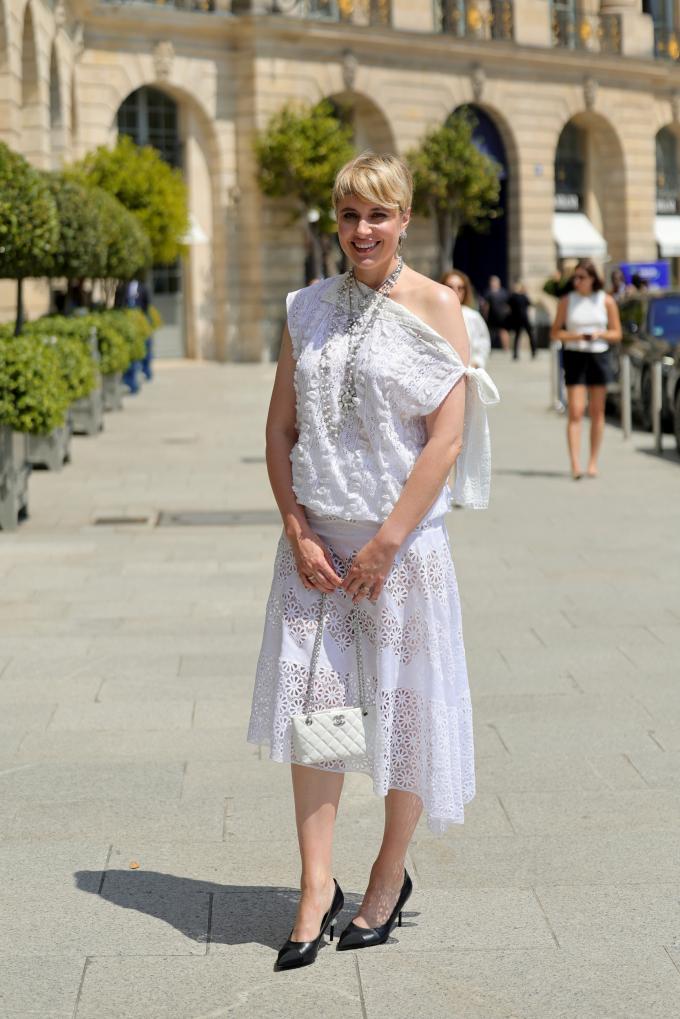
117;87;185;357
655;124;680;281
552;112;626;270
452;105;509;297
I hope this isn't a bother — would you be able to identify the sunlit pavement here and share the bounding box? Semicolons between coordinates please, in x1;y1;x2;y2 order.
1;350;679;1018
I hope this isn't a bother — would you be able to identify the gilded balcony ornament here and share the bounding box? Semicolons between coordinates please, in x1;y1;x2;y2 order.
467;6;482;32
669;35;680;62
579;18;592;43
338;0;354;21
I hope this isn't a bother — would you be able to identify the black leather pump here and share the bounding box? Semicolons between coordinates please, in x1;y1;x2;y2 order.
275;879;344;971
336;870;412;952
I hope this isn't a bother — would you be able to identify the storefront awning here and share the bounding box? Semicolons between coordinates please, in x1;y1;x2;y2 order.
655;216;680;258
553;213;608;260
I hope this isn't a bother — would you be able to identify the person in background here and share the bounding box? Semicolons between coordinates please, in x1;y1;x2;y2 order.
630;273;649;294
550;258;622;480
609;267;627;300
508;281;536;360
482;275;511;351
440;269;491;369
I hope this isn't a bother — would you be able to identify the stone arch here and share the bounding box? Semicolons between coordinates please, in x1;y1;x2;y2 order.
449;102;520;294
553;109;627;264
113;81;223;360
20;1;42;161
0;0;13;145
70;69;78;154
49;43;65;167
327;90;398;154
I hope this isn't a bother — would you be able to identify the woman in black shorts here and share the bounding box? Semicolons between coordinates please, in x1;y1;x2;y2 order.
550;260;622;479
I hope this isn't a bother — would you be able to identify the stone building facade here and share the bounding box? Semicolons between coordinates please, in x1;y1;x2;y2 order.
1;0;679;359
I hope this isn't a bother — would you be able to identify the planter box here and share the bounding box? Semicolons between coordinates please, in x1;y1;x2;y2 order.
72;383;104;436
26;413;72;471
122;359;143;395
0;426;30;531
142;335;154;381
102;372;124;412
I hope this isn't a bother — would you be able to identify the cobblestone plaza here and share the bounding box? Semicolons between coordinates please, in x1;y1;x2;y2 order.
1;355;680;1016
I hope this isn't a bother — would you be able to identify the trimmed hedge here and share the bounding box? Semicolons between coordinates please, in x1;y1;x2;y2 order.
0;329;70;435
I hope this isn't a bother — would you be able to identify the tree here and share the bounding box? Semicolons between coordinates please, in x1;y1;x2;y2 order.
254;99;355;280
72;135;188;265
43;172;108;308
407;109;502;278
90;186;152;305
0;142;59;334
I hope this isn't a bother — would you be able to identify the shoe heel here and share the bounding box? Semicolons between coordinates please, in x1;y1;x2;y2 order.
397;911;402;928
329;924;335;942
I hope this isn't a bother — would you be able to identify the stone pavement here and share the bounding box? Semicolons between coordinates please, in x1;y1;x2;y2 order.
1;351;679;1019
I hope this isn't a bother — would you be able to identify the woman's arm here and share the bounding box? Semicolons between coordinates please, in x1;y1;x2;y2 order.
266;325;341;592
378;287;469;551
594;295;623;343
550;295;582;342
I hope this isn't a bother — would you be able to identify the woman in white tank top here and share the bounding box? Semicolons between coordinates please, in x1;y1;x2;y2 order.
550;259;622;479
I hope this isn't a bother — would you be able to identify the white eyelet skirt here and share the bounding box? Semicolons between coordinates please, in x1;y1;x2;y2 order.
246;510;476;834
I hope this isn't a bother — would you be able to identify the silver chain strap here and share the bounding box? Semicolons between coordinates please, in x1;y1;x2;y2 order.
302;557;369;723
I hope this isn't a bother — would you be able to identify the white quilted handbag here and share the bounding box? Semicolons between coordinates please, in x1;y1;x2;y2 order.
291;588;375;766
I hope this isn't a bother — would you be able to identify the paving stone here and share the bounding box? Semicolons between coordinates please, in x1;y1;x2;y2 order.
74;955;363;1019
498;789;680;835
356;944;680;1019
0;956;86;1019
0;761;185;803
0;702;56;731
534;883;680;948
48;699;194;732
410;828;680;888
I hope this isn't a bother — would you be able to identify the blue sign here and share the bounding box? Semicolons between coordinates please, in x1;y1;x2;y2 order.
618;261;671;289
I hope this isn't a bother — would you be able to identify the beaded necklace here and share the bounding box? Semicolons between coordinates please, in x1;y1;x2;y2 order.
319;256;404;441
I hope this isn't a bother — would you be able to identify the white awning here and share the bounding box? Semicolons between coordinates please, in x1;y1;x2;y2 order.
553;212;608;260
655;216;680;258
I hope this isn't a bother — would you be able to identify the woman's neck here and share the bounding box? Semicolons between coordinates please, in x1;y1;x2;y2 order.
352;255;401;290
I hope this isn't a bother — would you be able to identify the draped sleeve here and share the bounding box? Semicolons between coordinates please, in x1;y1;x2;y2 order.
285;288;306;360
389;328;500;511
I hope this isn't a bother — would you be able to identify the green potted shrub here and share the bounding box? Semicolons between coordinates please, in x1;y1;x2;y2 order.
0;329;69;527
90;315;130;411
27;316;103;435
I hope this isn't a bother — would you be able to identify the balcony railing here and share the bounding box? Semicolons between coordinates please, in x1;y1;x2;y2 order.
552;9;621;54
654;26;680;62
263;0;390;24
99;0;218;10
436;0;514;41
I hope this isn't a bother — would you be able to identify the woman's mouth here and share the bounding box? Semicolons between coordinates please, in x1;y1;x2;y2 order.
352;240;380;254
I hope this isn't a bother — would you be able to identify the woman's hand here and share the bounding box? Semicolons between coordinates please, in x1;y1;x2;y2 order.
342;535;398;604
292;530;342;593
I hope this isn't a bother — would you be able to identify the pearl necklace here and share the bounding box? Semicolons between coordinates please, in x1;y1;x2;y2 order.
319;257;404;441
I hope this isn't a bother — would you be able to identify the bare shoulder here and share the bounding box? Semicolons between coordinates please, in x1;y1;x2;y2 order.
397;268;465;350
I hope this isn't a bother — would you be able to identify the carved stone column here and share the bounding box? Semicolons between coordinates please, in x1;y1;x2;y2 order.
600;0;655;57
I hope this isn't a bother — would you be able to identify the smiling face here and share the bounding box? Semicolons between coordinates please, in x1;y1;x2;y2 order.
336;196;409;276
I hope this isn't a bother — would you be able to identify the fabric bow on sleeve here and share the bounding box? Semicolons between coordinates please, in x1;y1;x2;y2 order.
451;364;501;510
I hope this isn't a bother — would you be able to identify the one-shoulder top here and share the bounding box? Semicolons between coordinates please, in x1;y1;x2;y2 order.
286;273;500;523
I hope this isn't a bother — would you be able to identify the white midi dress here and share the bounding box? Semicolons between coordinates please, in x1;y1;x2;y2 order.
247;273;499;834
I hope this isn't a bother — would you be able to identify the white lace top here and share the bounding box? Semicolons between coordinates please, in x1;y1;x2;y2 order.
287;274;500;523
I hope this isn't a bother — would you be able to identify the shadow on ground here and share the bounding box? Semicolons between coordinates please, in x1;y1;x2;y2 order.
73;871;417;950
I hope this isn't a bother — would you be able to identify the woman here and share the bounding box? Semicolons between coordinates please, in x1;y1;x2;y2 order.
440;269;491;369
550;259;622;479
247;152;499;971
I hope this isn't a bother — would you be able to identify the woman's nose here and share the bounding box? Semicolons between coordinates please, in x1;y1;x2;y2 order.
355;220;372;236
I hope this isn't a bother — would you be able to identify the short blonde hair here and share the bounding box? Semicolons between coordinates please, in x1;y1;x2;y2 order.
332;151;413;213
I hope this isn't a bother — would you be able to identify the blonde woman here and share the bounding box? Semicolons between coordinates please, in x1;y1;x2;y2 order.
440;269;491;369
248;152;499;970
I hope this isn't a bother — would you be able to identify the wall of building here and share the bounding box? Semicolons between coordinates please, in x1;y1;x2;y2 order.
1;1;679;359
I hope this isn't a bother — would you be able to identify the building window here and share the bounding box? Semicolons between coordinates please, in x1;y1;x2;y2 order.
644;0;680;60
554;122;585;212
657;127;679;214
117;87;182;169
